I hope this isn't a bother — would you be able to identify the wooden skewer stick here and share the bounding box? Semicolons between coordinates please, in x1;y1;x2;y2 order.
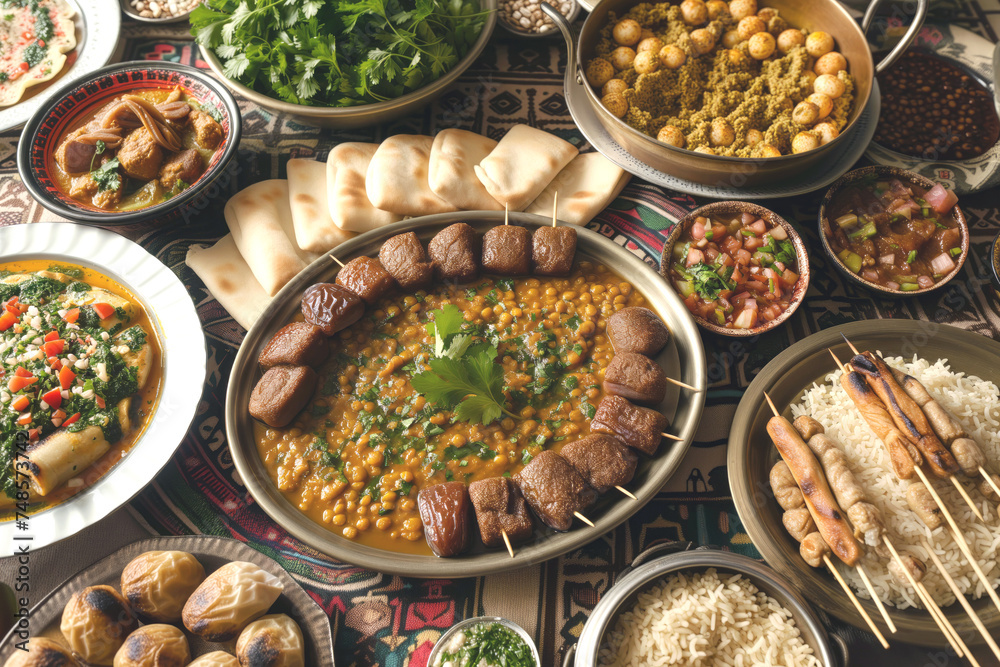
856;563;898;634
979;466;1000;500
823;554;890;650
666;377;699;391
763;391;780;417
616;485;637;500
501;529;515;559
922;536;1000;663
574;511;594;527
504;202;509;225
552;192;558;227
329;254;345;268
661;432;683;442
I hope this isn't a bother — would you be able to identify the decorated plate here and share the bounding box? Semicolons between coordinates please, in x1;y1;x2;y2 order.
0;223;205;551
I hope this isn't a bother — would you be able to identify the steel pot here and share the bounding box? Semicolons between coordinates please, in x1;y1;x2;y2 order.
542;0;926;188
564;542;849;667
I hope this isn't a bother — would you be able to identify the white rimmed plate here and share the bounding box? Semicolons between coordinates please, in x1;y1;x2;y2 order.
0;0;121;134
0;223;205;551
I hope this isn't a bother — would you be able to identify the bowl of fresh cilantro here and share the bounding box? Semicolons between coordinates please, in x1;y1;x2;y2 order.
190;0;496;128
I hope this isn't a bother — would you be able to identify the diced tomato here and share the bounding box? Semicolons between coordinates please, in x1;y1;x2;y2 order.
19;62;29;71
683;293;699;314
704;247;720;264
743;236;764;251
0;311;17;332
16;413;31;426
4;296;19;315
46;356;59;367
42;339;64;356
14;367;32;378
7;375;37;392
735;249;752;265
95;396;106;409
764;267;782;290
11;396;29;412
43;330;59;342
686;248;705;268
59;365;75;390
62;412;81;427
92;303;115;320
27;429;38;441
42;388;62;410
22;31;32;41
63;308;80;323
691;220;707;240
721;235;742;255
37;39;45;47
749;219;768;235
718;253;735;268
711;223;727;240
52;409;66;421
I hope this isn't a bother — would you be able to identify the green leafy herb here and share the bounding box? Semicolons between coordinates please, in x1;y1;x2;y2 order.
906;250;917;264
436;622;535;667
949;247;962;257
411;344;516;425
88;139;106;173
444;440;496;461
688;262;734;300
90;157;121;193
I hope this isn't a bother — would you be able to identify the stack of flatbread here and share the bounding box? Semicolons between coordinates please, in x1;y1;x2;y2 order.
186;125;630;330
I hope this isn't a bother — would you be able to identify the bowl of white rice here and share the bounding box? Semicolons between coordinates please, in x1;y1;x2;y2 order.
569;544;844;667
729;320;1000;647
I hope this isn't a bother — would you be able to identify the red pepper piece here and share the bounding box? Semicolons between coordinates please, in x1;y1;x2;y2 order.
42;339;64;356
42;388;62;410
92;303;115;320
0;311;17;332
59;365;75;390
63;308;80;323
43;330;59;342
62;412;81;427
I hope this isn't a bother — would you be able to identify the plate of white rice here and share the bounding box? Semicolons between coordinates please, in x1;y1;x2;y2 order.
729;320;1000;647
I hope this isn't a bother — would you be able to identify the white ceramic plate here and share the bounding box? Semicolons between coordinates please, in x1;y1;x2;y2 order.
0;0;121;134
0;223;205;551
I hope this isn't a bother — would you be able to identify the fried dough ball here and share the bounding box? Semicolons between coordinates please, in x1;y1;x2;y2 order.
706;0;729;19
609;46;637;70
680;0;708;25
792;131;820;153
792;101;819;126
728;0;756;21
637;36;664;53
728;49;750;67
602;79;629;96
709;118;736;146
805;31;834;57
690;28;716;54
758;143;782;157
737;16;766;41
801;70;817;87
639;28;655;41
721;29;741;48
815;51;847;75
777;28;805;54
693;145;716;154
657;125;686;147
756;6;778;21
807;92;833;119
633;50;660;74
602;93;629;118
659;44;687;69
746;129;763;146
748;31;775;59
585;58;614;87
814;73;846;98
613;19;642;46
813;121;839;144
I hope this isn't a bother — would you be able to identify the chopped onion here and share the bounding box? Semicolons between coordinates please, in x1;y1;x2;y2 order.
879;254;895;265
917;275;935;289
885;281;900;291
741;212;756;225
929;253;955;275
834;213;858;229
770;225;788;240
925;183;958;214
861;269;880;283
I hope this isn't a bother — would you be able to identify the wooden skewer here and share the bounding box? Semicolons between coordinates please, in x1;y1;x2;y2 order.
501;529;515;558
856;563;898;634
666;377;699;391
574;511;594;527
552;192;558;227
329;254;345;268
504;202;509;225
661;432;683;442
616;485;637;500
823;554;890;649
922;536;1000;663
979;466;1000;500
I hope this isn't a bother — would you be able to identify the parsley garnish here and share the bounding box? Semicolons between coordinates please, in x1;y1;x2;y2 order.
91;157;121;193
686;262;735;300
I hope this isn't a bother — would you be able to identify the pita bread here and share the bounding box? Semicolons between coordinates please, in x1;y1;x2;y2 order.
428;129;503;211
287;158;356;253
474;125;578;211
0;0;77;107
327;143;403;232
366;135;458;216
525;153;631;226
186;235;273;330
225;179;318;296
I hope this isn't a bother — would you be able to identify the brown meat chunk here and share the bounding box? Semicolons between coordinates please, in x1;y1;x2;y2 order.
68;165;122;211
117;127;163;181
560;434;638;493
429;223;479;283
607;307;670;356
189;108;223;150
248;366;317;428
468;477;534;548
513;450;597;532
336;257;396;304
482;225;531;275
378;232;434;290
532;226;577;276
55;127;96;175
590;395;668;456
603;352;667;405
159;149;205;190
301;283;364;336
258;322;328;368
417;482;471;557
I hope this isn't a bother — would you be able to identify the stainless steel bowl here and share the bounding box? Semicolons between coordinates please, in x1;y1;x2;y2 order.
566;543;847;667
429;617;540;667
201;0;497;129
542;0;927;187
225;211;706;578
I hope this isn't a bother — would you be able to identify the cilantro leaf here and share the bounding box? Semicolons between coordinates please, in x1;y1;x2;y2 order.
687;262;734;300
410;345;514;425
91;158;121;193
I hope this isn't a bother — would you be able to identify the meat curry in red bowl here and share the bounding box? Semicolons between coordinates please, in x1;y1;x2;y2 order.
18;61;241;224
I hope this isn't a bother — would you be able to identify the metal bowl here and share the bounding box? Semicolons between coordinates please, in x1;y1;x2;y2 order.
429;617;540;666
120;0;195;24
728;321;1000;647
659;201;810;337
542;0;927;187
566;543;847;667
225;211;706;578
816;165;969;297
201;0;497;129
497;0;581;38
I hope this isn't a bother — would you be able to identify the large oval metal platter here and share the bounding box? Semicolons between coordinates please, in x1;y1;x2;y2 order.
0;535;336;666
0;223;206;551
728;320;1000;647
0;0;121;133
226;211;707;578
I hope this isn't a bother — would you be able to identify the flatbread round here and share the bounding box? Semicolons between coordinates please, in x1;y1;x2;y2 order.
0;0;77;107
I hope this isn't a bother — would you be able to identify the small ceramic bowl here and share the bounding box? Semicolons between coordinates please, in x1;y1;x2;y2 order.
817;165;969;297
120;0;196;24
497;0;581;39
428;616;540;667
659;201;810;337
17;60;242;226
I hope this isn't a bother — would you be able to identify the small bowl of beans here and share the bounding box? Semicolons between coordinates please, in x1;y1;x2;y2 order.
120;0;199;23
497;0;580;38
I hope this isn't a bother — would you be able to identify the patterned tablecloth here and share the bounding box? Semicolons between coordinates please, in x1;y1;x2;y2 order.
2;6;1000;666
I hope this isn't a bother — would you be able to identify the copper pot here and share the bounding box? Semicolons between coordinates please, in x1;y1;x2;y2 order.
542;0;926;188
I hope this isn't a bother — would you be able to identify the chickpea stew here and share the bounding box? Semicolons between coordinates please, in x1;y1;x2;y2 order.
254;263;647;555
